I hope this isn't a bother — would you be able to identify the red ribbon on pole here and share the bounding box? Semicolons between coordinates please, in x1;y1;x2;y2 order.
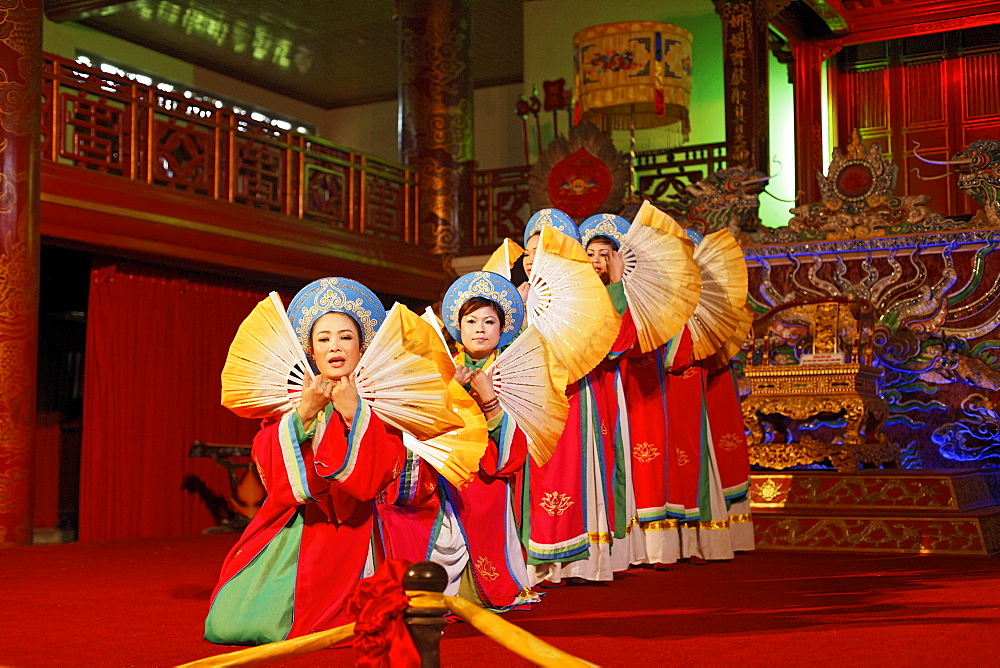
347;559;421;668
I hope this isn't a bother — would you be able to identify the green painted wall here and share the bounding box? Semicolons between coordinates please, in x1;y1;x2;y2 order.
763;50;796;228
523;0;795;227
523;0;725;153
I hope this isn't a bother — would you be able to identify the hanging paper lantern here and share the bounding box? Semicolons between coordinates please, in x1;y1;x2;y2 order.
574;21;692;143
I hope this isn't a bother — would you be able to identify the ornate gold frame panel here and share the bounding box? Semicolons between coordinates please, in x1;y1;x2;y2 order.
743;364;898;471
753;514;999;556
750;471;999;511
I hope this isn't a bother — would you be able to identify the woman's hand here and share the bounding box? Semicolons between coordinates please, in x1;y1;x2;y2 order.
607;249;625;284
330;375;360;429
459;366;501;419
517;282;530;302
466;366;497;405
297;373;331;425
453;365;474;387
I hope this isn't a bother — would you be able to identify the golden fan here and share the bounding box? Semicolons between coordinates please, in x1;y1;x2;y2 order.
525;225;621;384
688;229;749;360
491;325;570;466
221;292;312;419
401;379;488;489
481;239;524;280
716;302;755;363
404;305;488;487
634;199;687;238
621;212;702;352
354;302;466;445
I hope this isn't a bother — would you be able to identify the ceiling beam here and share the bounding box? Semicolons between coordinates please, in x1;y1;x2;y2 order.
43;0;133;23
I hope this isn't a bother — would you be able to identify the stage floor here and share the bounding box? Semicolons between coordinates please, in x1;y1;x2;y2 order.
1;533;998;666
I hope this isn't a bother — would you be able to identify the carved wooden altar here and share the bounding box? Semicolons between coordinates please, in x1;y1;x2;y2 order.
742;297;898;472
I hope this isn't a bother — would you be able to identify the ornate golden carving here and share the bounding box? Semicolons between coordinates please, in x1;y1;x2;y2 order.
539;491;574;517
742;364;898;472
757;476;783;502
748;471;1000;512
755;516;992;555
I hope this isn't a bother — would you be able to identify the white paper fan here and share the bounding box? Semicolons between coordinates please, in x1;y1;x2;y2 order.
221;292;312;419
525;225;622;384
354;303;466;442
492;325;569;466
621;217;702;352
688;229;749;360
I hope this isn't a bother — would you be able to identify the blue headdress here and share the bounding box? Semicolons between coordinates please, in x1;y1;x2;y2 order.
523;208;580;246
441;271;524;350
580;213;630;249
286;277;386;353
685;228;705;246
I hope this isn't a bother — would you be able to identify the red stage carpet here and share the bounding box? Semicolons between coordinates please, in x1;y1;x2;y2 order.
1;534;998;666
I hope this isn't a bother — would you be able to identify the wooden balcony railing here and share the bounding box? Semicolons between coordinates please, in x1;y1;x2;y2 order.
467;143;727;255
40;54;420;245
40;53;726;261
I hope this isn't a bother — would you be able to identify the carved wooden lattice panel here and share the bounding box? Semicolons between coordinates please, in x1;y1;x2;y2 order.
471;166;531;253
304;164;349;227
234;136;284;211
363;172;406;242
151;117;214;194
60;92;130;175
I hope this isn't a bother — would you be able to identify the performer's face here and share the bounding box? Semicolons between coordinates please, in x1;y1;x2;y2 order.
586;239;616;285
310;312;362;380
522;233;540;276
460;305;502;359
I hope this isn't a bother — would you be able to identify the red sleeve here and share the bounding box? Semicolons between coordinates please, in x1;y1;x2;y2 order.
313;402;408;502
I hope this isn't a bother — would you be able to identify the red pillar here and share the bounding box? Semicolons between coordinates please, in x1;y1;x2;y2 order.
398;0;474;275
791;39;841;205
0;0;43;547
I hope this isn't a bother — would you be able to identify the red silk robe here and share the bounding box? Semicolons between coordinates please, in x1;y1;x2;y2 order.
523;284;641;578
377;408;532;610
204;403;405;645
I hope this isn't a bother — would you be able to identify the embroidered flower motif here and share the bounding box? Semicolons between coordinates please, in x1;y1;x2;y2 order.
601;421;609;436
475;557;499;582
539;491;574;516
717;432;744;452
676;449;691;466
682;367;698;379
633;442;661;463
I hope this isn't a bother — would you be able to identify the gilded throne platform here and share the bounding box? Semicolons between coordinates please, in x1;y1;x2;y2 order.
749;469;1000;556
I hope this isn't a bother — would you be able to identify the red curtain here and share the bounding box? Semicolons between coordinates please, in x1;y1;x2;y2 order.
79;260;270;542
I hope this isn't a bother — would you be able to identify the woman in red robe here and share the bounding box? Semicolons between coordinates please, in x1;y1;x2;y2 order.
522;211;645;584
205;277;407;645
377;272;536;610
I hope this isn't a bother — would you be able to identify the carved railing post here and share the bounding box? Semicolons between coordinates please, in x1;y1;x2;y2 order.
402;561;449;668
